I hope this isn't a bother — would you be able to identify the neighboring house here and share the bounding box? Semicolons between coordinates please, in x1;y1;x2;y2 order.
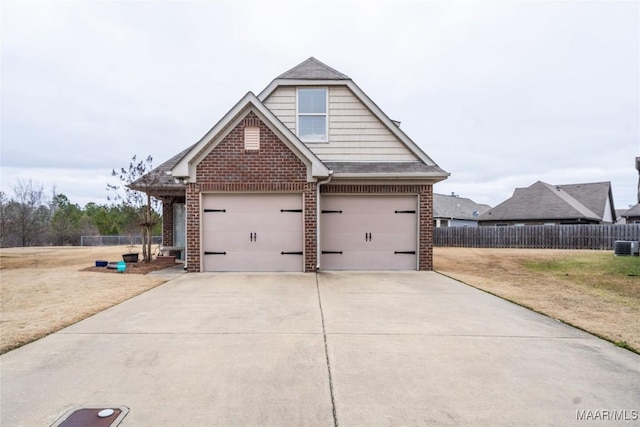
621;203;640;224
615;209;630;224
478;181;616;226
133;57;449;272
433;193;491;227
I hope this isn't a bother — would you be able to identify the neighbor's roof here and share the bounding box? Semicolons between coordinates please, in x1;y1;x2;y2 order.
433;194;491;220
478;181;609;222
622;203;640;218
558;182;613;220
277;57;350;80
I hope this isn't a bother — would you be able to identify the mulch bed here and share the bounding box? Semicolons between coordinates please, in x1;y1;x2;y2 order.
82;260;181;274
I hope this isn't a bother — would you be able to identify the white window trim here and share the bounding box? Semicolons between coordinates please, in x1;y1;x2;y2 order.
296;87;328;143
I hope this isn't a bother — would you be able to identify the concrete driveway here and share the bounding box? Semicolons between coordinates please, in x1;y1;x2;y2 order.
1;272;638;426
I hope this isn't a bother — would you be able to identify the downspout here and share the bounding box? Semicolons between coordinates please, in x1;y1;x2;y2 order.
316;170;334;270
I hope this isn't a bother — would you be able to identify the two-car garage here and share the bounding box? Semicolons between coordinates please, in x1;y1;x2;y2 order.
201;193;419;272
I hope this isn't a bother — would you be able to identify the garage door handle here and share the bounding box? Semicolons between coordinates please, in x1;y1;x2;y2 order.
281;251;303;255
394;251;416;255
204;251;227;255
365;232;372;241
322;251;343;254
250;232;257;242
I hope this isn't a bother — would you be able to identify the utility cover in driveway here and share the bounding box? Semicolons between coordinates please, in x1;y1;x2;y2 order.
320;195;418;270
202;193;303;271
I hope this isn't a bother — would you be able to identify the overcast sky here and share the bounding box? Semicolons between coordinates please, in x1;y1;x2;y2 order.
2;0;639;211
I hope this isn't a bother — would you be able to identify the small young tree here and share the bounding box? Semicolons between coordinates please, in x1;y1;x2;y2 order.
108;155;161;262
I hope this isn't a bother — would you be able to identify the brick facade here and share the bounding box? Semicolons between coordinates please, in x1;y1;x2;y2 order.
177;111;436;273
186;111;313;272
419;185;434;271
161;201;174;247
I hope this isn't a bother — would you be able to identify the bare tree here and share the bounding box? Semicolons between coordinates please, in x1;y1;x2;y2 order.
108;155;161;262
0;191;9;247
10;179;49;246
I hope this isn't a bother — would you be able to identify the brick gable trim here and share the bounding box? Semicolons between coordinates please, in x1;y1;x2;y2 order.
171;92;329;182
186;112;318;273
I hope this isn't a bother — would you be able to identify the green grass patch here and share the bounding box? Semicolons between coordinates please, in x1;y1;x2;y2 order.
522;252;640;299
524;253;640;277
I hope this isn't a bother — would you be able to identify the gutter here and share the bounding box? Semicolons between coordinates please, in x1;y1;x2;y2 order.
316;171;334;270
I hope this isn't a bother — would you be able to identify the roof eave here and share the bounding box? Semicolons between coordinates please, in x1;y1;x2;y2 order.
332;172;449;182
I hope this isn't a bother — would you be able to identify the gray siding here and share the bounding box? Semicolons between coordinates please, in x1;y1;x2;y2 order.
263;85;417;162
263;86;296;129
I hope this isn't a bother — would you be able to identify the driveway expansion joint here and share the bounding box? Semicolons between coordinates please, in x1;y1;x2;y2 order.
316;273;339;427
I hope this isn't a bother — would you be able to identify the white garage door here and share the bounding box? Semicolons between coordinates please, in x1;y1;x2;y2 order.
320;195;418;270
202;194;303;272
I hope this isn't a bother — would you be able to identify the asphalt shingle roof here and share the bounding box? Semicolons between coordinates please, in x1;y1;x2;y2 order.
622;203;640;218
323;161;447;175
130;144;194;194
433;194;491;220
277;57;350;80
478;181;609;222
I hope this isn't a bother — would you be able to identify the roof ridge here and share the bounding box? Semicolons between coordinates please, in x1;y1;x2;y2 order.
277;57;350;80
539;182;600;219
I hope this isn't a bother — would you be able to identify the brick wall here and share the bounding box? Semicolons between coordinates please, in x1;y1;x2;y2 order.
304;183;317;271
186;185;200;272
321;183;434;270
419;185;434;271
161;201;174;247
187;110;312;272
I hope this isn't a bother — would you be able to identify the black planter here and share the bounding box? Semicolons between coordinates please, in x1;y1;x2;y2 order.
122;253;139;263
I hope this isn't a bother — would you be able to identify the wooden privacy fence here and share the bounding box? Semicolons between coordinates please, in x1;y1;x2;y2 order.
433;224;640;250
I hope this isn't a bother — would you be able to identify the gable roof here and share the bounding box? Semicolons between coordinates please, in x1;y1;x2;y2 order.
171;92;330;182
277;57;350;80
433;194;491;220
478;181;608;223
136;58;448;195
258;57;449;182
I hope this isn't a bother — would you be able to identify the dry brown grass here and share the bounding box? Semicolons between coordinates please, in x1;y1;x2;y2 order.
3;246;637;355
434;247;640;352
0;246;172;354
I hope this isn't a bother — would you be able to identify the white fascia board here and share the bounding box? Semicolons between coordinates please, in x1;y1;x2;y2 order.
171;92;329;182
171;93;255;179
259;78;446;171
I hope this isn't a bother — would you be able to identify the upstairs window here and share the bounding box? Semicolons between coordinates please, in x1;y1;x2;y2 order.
297;88;327;142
